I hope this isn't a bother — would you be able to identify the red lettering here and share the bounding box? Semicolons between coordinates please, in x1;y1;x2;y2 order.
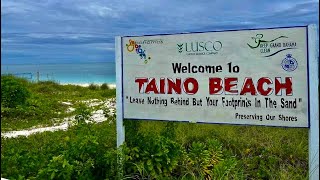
183;78;198;95
240;78;257;95
135;77;292;96
209;78;223;95
275;77;292;96
225;77;238;95
145;78;159;94
135;78;148;93
159;78;165;94
167;78;182;94
257;77;273;96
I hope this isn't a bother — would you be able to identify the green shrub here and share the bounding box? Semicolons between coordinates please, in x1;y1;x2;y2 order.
74;103;92;125
161;121;177;140
37;80;60;86
1;75;30;108
178;139;225;179
100;89;116;98
33;81;61;94
37;155;74;180
124;120;142;147
212;157;241;179
100;83;109;90
124;134;182;179
1;121;117;180
88;83;99;90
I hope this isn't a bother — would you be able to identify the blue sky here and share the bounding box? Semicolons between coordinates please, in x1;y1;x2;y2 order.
1;0;319;64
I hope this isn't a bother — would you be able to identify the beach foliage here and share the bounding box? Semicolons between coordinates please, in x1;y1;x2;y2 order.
1;75;115;131
1;120;308;179
88;83;99;90
100;83;110;90
1;75;309;179
74;103;93;125
2;121;117;180
1;75;30;108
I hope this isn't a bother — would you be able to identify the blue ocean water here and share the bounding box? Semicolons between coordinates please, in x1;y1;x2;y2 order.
1;62;116;84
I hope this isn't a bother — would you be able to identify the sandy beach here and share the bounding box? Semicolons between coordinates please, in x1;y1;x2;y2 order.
1;98;116;138
60;83;116;89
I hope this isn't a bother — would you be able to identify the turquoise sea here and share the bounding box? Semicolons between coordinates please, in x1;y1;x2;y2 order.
1;62;116;84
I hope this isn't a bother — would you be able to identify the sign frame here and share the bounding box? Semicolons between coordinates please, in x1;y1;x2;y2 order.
115;24;318;179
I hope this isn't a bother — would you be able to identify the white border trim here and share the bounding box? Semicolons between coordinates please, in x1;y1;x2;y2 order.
308;24;319;180
115;36;125;147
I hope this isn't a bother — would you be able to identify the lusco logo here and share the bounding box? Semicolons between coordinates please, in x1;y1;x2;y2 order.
126;39;151;64
177;41;222;55
247;34;297;57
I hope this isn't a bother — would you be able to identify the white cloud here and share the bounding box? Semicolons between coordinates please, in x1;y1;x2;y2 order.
1;0;318;64
1;1;35;14
267;0;318;13
77;3;119;18
86;43;115;51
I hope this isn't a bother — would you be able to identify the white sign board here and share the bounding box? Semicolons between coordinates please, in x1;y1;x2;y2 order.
116;25;318;179
119;26;310;127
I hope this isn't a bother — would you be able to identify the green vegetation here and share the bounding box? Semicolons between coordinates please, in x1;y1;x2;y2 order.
100;83;110;90
88;83;100;90
1;75;309;179
1;75;115;131
2;120;308;179
2;121;117;180
1;75;30;108
121;121;308;179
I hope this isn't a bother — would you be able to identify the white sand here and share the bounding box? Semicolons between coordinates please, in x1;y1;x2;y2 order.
60;83;116;89
61;102;73;106
2;123;69;138
1;98;116;139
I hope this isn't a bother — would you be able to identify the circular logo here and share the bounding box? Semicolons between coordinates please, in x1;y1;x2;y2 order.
281;54;298;72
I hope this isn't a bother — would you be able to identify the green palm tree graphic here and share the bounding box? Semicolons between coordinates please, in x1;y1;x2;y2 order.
177;44;183;53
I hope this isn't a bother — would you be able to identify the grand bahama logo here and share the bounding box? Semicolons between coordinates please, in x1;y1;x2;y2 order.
126;39;151;64
247;34;297;57
177;40;222;56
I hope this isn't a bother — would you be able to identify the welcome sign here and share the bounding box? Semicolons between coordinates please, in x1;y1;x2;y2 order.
119;26;309;127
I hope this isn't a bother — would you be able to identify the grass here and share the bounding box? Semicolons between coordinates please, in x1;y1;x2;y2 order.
1;75;309;179
1;119;309;179
1;77;115;131
1;121;117;180
136;120;309;179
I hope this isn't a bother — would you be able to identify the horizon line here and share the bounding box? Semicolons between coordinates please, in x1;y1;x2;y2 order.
1;61;116;66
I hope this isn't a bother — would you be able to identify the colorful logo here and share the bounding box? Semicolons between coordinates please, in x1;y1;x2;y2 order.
281;54;298;72
126;39;151;64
